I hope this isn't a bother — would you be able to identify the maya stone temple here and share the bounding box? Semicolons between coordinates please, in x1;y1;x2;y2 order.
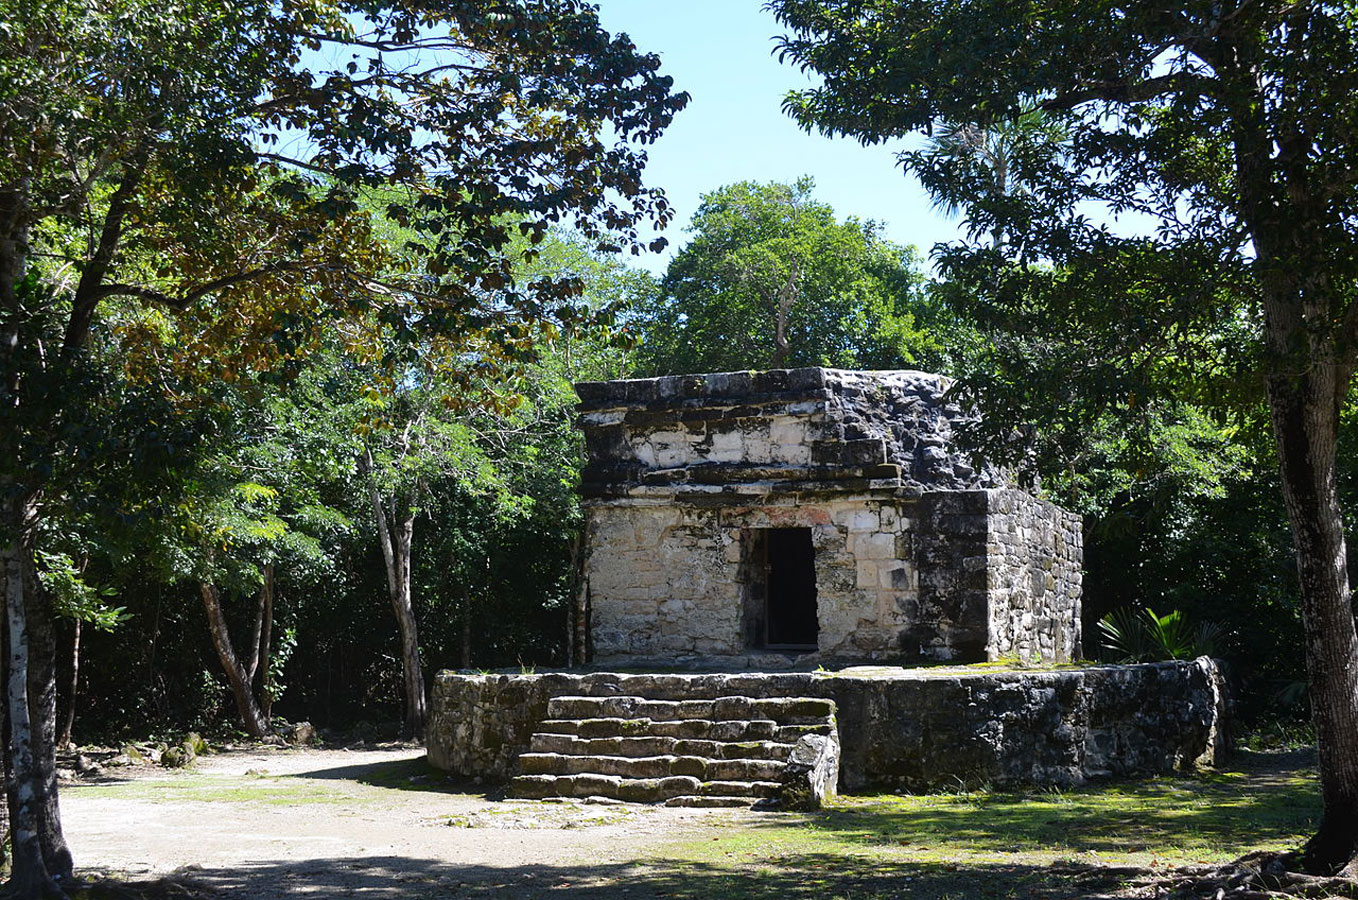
575;367;1083;668
427;368;1228;809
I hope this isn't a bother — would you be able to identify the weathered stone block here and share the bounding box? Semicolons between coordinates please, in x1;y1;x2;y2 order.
778;732;841;810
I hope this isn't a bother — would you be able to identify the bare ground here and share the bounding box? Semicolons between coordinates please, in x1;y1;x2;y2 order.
64;746;770;899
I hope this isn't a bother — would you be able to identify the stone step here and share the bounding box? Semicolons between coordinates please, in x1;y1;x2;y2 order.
662;795;764;809
528;733;798;761
700;779;781;798
545;695;835;725
508;773;782;803
568;674;816;702
518;752;786;782
535;717;832;743
511;693;838;808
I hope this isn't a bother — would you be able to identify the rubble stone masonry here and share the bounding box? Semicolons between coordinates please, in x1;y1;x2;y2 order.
576;369;1081;666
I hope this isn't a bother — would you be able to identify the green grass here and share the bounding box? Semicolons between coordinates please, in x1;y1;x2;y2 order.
66;774;361;806
627;751;1322;900
777;767;1317;865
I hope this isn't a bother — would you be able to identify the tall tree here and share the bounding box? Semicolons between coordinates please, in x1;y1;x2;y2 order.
352;369;493;741
772;0;1358;874
148;394;341;739
0;0;684;893
635;178;933;374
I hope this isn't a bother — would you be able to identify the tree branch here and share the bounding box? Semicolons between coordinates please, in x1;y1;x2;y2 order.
64;144;152;353
92;262;311;310
1041;71;1219;112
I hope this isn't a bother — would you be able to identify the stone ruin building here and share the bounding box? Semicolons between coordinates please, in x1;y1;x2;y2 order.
425;368;1227;810
575;367;1083;668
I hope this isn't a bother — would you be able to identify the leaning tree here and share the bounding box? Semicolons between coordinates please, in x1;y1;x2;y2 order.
0;0;685;894
770;0;1358;875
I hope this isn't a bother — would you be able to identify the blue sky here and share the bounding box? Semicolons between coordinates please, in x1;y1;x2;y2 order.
591;1;965;272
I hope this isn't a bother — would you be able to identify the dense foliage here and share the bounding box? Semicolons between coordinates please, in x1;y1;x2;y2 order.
633;178;934;374
1;0;686;893
771;0;1358;873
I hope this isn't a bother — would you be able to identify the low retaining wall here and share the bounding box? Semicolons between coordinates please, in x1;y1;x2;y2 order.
427;658;1228;792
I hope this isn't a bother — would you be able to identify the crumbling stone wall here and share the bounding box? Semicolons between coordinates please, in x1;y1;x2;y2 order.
586;487;1082;666
577;368;1082;666
912;490;1083;663
576;368;1005;501
986;490;1083;662
427;658;1229;790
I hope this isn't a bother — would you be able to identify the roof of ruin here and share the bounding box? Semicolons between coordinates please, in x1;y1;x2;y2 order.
576;368;1007;499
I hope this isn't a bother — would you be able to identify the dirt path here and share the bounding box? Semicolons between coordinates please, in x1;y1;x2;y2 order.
64;746;759;899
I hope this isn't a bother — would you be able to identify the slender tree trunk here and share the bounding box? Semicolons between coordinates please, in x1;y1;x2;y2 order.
199;583;269;738
575;583;590;668
56;620;78;749
391;512;424;739
24;558;69;884
566;532;588;668
258;565;274;722
244;573;266;686
368;475;425;740
461;603;472;670
765;259;800;369
2;494;68;898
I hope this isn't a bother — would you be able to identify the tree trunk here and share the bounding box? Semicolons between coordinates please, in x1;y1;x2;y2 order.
2;494;69;898
258;565;274;722
1267;367;1358;874
389;513;425;740
368;476;425;740
461;602;472;670
767;259;800;369
56;619;79;750
23;557;70;883
199;583;270;738
2;213;72;891
567;532;589;669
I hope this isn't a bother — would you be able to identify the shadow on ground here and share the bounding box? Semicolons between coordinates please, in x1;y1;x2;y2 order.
284;753;498;797
84;853;1143;900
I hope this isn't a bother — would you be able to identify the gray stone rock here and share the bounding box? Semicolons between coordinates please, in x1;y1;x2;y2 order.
778;732;841;810
288;722;317;745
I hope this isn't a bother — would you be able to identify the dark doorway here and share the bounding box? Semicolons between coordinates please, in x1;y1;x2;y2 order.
762;527;819;650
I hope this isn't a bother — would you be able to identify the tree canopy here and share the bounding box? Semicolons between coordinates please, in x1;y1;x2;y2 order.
633;178;932;375
1;1;685;894
771;0;1358;875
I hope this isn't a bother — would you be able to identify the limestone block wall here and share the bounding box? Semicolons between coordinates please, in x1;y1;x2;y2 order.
985;491;1083;663
427;658;1230;790
911;490;1083;663
586;487;1081;666
585;503;741;658
585;495;920;663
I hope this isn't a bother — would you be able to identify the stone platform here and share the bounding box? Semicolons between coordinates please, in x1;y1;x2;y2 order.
427;658;1228;795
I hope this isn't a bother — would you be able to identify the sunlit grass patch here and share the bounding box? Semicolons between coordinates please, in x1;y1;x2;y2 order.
654;752;1318;899
67;775;360;807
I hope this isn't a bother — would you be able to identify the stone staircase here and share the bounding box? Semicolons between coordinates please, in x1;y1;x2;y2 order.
507;693;840;808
